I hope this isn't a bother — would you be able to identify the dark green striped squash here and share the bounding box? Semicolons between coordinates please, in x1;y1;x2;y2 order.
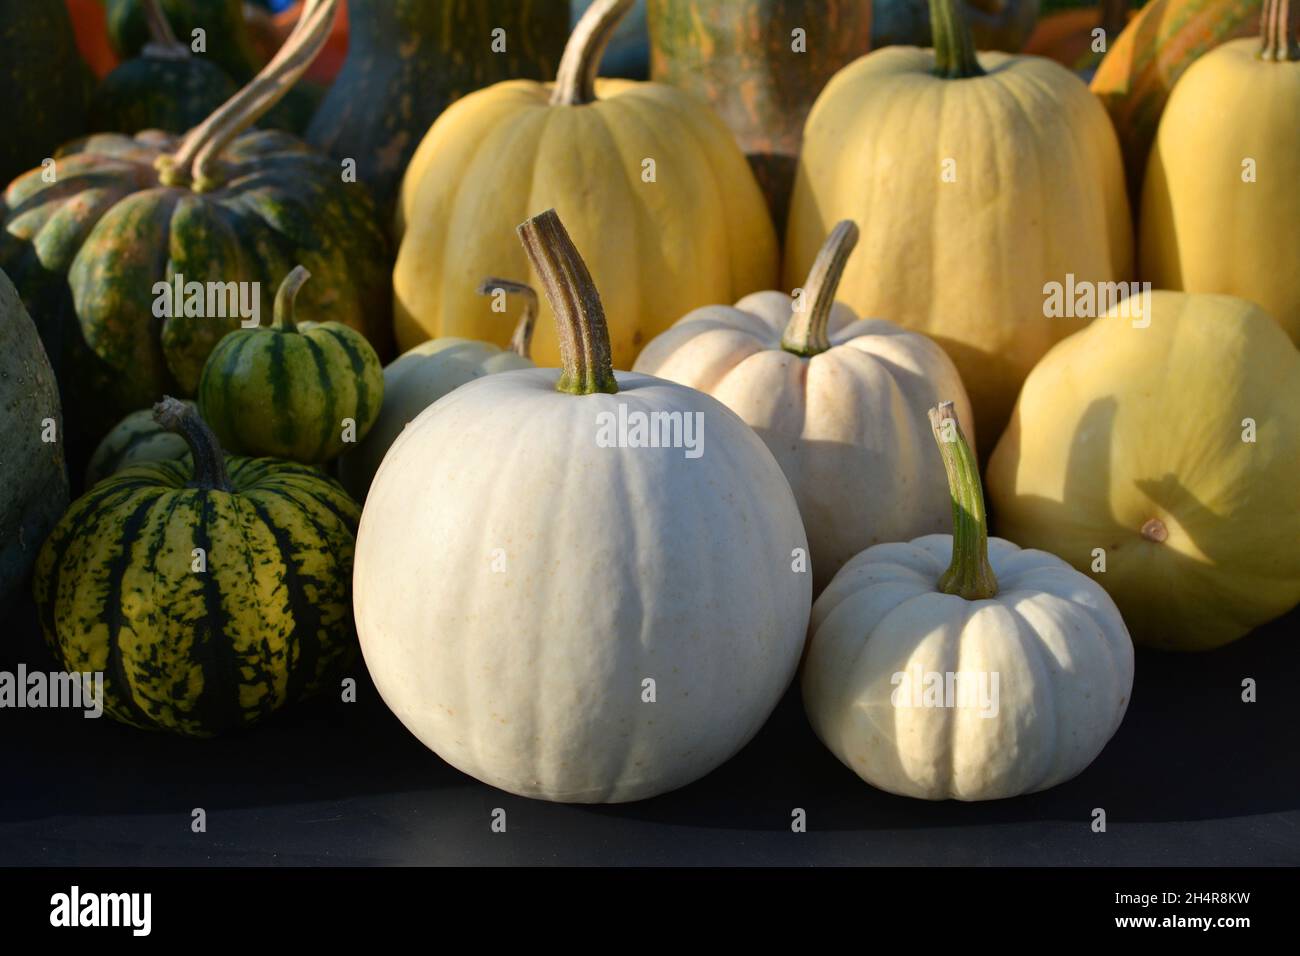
198;266;384;464
34;397;360;736
107;0;262;81
91;0;239;134
646;0;873;232
0;0;390;463
306;0;570;218
0;267;70;611
1;0;90;184
86;402;194;489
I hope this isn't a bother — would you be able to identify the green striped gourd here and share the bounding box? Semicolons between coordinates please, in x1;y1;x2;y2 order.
91;0;238;134
0;0;389;460
85;403;194;489
339;278;537;501
197;266;384;464
34;397;360;736
0;267;69;610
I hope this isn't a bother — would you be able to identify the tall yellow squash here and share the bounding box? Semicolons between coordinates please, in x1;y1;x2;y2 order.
785;0;1132;445
393;0;778;370
1140;0;1300;343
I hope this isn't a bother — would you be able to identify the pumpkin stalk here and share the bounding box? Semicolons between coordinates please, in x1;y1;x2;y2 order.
1259;0;1299;61
141;0;189;60
929;401;997;600
517;209;618;396
156;0;337;190
476;278;538;359
154;396;234;493
551;0;636;106
271;265;311;332
930;0;986;79
781;220;859;357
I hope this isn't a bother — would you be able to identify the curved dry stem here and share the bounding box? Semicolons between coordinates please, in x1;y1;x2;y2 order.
477;278;539;359
551;0;636;106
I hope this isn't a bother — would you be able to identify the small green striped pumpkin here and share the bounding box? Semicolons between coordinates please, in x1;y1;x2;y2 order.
197;266;384;464
85;403;194;489
34;397;360;736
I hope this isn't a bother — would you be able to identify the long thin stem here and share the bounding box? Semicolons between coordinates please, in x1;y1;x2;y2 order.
781;221;859;357
154;396;234;492
476;278;538;359
516;210;618;396
156;0;337;191
551;0;636;106
929;401;997;600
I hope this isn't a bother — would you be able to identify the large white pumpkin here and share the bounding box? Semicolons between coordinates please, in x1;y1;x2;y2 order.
634;221;973;592
354;211;811;802
802;403;1134;801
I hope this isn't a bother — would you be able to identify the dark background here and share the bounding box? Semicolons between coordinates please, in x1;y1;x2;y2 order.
2;598;1297;867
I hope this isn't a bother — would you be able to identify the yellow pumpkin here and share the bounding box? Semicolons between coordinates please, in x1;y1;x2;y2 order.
785;0;1132;445
393;0;778;370
987;291;1300;651
1139;0;1300;343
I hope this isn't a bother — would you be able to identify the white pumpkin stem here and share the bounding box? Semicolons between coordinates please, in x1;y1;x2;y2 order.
550;0;635;106
156;0;337;191
930;0;986;79
141;0;190;60
272;265;311;332
477;278;538;359
929;401;998;600
781;220;859;357
1260;0;1299;61
517;209;619;396
154;395;234;492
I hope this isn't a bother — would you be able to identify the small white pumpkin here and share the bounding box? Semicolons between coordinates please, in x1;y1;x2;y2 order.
802;403;1134;801
338;279;537;500
633;221;973;592
354;210;812;803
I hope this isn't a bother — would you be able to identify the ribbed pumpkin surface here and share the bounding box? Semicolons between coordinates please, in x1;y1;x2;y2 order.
34;455;360;735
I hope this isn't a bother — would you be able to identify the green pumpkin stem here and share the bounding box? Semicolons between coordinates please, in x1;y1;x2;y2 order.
154;396;234;493
929;401;998;600
930;0;986;79
272;265;311;332
551;0;636;106
517;209;619;396
781;220;859;357
141;0;189;60
1259;0;1299;61
156;0;337;191
476;278;538;359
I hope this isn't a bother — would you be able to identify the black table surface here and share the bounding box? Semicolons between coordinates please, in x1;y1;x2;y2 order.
2;597;1297;867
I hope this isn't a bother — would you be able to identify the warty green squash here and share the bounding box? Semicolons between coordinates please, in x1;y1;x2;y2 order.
392;0;779;371
785;0;1132;446
91;0;239;134
34;397;360;736
356;210;810;803
0;0;390;458
0;267;70;610
338;278;537;502
306;0;570;217
197;266;384;465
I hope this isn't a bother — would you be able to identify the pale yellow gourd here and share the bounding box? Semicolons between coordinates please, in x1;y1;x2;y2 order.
785;0;1132;445
803;403;1134;801
393;0;778;371
635;221;974;592
987;291;1300;651
338;280;537;502
1139;0;1300;343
